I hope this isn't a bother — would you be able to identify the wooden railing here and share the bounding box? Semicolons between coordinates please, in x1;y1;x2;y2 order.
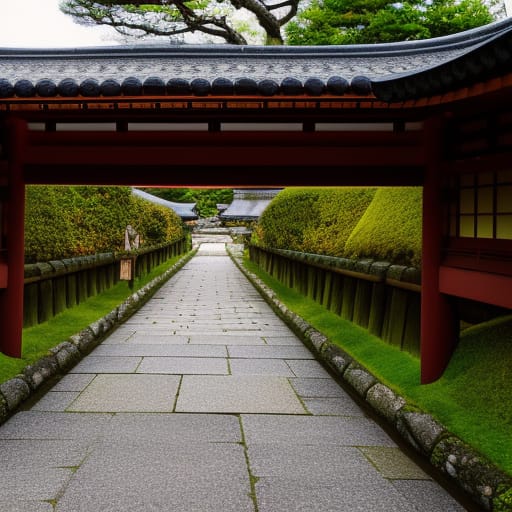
249;245;422;356
23;237;189;327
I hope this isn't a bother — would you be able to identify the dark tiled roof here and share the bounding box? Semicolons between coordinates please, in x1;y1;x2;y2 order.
132;188;197;220
1;18;512;102
220;189;281;220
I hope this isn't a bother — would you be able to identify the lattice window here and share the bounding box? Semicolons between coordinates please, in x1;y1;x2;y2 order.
449;170;512;240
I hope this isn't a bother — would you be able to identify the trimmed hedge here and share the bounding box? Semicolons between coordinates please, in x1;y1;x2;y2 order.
254;187;422;267
25;186;184;263
254;188;376;256
345;187;422;267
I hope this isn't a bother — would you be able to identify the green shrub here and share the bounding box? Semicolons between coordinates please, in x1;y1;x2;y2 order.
255;188;376;256
132;197;184;245
24;186;76;262
25;186;184;263
345;187;422;267
254;186;422;267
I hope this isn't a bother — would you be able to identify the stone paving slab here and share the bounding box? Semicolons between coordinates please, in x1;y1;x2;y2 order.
391;480;466;512
30;391;80;412
255;476;410;512
0;411;113;440
67;374;180;412
69;356;141;374
230;358;295;377
248;444;421;510
0;501;53;512
303;397;366;416
0;467;72;502
286;359;333;378
92;344;227;357
241;415;396;447
227;345;314;359
176;375;307;414
174;329;264;336
136;356;229;375
123;334;190;344
290;377;350;398
99;330;136;343
359;446;432;480
263;336;305;346
56;442;254;512
248;443;378;478
51;373;96;392
101;413;242;444
189;334;266;345
0;439;89;468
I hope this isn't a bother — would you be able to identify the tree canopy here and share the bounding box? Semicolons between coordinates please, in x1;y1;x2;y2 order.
60;0;298;44
141;188;233;217
285;0;494;45
61;0;495;46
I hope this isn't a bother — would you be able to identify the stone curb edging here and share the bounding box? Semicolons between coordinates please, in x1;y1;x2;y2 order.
228;248;512;512
0;249;196;426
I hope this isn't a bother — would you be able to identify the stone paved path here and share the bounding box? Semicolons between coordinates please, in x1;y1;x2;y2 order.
0;244;467;511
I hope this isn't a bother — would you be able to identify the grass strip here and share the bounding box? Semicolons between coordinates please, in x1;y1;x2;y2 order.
0;254;187;384
244;257;512;476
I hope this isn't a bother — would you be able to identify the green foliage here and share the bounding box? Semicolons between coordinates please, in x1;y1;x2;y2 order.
495;485;512;512
131;196;184;245
24;186;76;263
255;188;376;256
345;187;422;266
25;186;184;263
254;187;421;266
141;188;234;218
286;0;493;45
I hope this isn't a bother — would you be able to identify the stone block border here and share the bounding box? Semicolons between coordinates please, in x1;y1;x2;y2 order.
228;248;512;512
0;249;196;424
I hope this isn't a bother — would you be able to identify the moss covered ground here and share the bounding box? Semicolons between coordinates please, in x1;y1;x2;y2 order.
244;257;512;476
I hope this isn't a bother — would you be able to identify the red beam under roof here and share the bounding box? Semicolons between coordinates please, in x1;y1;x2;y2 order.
439;266;512;310
22;129;424;187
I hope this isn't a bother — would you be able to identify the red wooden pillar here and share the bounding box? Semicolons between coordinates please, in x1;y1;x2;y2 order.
420;116;457;383
0;117;27;357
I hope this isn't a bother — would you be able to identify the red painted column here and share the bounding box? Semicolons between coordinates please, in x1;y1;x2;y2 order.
0;118;27;357
420;116;457;384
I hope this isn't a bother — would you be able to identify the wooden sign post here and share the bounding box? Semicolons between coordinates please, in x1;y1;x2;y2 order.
120;256;136;288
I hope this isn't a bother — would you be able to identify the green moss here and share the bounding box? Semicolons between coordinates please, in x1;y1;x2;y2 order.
254;186;421;267
345;187;422;267
495;485;512;511
256;187;376;256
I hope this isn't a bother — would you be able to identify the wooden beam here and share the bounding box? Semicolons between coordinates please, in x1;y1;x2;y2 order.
22;130;424;186
439;266;512;310
24;164;423;187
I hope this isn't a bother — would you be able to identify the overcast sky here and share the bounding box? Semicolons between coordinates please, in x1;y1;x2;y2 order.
0;0;120;47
